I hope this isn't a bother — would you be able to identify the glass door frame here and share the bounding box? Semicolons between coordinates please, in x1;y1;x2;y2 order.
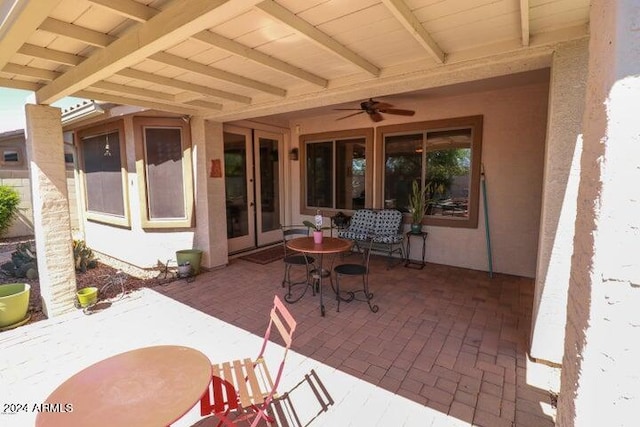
253;129;284;247
224;125;255;254
224;125;284;253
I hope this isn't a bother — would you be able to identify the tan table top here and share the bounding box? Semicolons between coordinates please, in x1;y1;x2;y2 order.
35;345;212;427
286;236;353;254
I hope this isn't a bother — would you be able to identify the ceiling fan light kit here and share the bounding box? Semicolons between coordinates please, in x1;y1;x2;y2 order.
335;98;415;122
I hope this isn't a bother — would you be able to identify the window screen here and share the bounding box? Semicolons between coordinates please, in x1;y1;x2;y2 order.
144;127;185;219
82;131;125;216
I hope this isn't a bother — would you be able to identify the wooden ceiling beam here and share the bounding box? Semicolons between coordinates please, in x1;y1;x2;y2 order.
74;89;205;115
520;0;530;46
91;0;327;89
2;63;60;81
380;0;445;64
185;99;223;111
0;77;42;91
117;68;251;104
38;17;116;48
150;51;285;97
0;63;183;107
256;0;380;76
18;43;85;66
192;31;327;87
90;81;176;102
35;0;263;105
87;0;158;23
0;0;63;70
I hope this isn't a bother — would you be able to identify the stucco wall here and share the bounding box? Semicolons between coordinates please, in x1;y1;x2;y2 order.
76;116;221;270
530;40;589;365
557;0;640;425
288;80;549;277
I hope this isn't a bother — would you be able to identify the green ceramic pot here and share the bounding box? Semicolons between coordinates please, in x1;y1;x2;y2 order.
176;249;203;275
0;283;30;328
76;287;98;308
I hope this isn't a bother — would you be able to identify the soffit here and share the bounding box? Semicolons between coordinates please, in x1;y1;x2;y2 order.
0;0;589;122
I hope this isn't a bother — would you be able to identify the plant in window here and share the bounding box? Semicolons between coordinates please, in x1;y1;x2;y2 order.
408;180;427;230
425;149;468;199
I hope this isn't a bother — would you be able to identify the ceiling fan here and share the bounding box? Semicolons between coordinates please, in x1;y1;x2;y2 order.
334;98;415;122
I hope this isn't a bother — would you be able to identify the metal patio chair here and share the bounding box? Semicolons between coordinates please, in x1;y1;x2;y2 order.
200;295;297;427
333;238;379;313
281;225;316;303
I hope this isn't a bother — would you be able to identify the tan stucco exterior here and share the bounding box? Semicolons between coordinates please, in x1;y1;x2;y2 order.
24;104;76;317
73;114;229;270
286;80;550;278
557;0;640;425
530;40;590;365
14;1;640;424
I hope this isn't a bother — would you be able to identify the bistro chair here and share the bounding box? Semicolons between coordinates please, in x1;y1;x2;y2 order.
281;225;315;303
200;295;297;427
333;238;379;313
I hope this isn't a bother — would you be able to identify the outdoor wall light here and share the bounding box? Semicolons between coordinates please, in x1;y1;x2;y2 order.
289;148;299;161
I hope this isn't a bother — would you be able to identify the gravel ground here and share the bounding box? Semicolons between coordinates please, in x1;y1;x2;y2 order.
0;237;181;325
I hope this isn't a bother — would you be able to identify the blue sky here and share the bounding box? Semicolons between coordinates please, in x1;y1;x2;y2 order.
0;87;85;133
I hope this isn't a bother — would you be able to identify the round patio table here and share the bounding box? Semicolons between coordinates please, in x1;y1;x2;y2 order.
35;345;212;427
286;236;353;316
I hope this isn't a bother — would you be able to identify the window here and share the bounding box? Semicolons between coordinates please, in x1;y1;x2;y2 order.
378;116;483;228
64;152;74;166
3;150;19;163
134;117;193;228
300;128;373;215
77;121;129;227
1;147;23;167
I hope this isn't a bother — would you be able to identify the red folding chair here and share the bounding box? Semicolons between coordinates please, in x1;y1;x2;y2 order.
200;295;297;426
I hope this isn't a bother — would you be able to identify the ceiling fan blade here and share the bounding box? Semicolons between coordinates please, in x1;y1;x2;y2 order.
361;99;377;110
374;102;393;109
337;111;365;121
370;112;384;122
378;108;415;116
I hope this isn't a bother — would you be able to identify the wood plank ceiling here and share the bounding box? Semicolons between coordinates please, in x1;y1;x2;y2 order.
0;0;590;121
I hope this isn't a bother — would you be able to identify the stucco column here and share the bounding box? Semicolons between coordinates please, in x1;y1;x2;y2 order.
530;40;589;365
557;0;640;425
24;104;76;317
191;117;228;268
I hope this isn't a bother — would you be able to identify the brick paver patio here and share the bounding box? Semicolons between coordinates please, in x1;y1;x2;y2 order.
0;253;558;426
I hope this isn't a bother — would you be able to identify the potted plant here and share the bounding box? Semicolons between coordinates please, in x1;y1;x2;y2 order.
303;211;329;244
408;180;427;234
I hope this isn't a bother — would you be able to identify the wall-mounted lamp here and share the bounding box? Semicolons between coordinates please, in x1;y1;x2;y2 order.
289;147;299;161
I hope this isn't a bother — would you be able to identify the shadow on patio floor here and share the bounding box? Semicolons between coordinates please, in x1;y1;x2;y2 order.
153;255;558;427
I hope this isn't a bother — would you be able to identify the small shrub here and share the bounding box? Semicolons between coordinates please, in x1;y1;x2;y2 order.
73;240;97;272
0;185;20;237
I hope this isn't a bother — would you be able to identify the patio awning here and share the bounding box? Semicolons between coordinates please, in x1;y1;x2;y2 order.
0;0;589;121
